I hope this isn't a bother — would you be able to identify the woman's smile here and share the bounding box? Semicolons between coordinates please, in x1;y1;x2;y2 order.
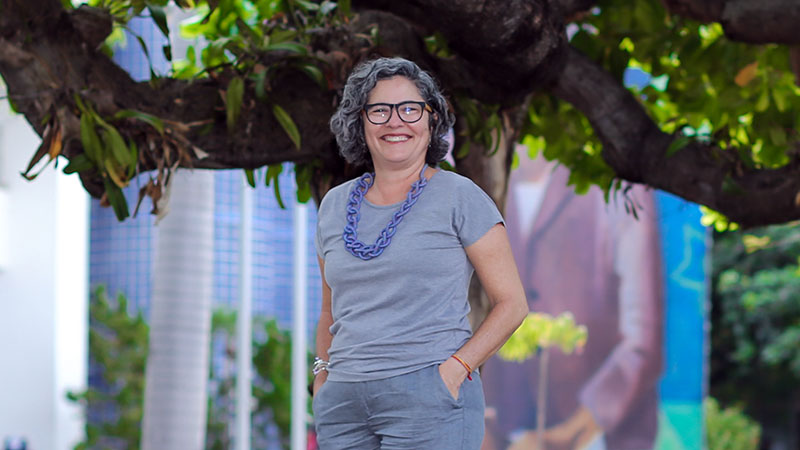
382;134;411;143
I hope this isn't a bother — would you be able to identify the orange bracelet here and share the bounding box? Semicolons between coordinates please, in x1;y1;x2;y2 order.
451;355;473;381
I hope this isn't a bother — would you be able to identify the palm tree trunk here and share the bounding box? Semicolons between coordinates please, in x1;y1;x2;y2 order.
142;169;215;449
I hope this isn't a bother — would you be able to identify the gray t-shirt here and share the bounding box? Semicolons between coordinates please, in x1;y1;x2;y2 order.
315;169;503;382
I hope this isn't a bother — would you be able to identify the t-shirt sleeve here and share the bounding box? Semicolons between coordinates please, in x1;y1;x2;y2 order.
315;216;323;258
454;178;505;248
315;190;332;259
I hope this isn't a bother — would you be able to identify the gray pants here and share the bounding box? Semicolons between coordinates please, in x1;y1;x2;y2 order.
312;364;485;449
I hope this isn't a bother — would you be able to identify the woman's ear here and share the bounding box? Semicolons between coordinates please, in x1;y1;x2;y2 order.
428;113;438;130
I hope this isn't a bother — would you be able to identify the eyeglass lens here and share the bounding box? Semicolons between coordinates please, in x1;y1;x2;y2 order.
366;102;425;124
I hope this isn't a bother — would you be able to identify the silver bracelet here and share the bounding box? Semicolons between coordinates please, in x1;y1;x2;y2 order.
312;357;329;376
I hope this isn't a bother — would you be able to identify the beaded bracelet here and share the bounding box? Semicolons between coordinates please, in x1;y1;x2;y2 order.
451;355;473;381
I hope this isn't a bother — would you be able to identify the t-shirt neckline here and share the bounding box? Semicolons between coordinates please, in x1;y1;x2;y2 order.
362;169;441;209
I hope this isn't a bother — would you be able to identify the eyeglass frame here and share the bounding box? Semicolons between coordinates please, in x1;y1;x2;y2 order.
363;101;433;125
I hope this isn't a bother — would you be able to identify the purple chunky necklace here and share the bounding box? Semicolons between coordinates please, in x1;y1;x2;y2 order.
343;164;429;260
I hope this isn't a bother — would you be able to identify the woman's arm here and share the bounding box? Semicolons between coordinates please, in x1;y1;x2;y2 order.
439;223;529;396
313;256;334;395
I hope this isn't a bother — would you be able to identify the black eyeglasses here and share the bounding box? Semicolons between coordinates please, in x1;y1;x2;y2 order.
364;101;433;125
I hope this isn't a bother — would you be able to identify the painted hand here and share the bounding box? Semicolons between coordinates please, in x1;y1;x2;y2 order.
507;406;603;450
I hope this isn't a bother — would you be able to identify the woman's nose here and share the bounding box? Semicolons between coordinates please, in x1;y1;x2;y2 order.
385;107;405;126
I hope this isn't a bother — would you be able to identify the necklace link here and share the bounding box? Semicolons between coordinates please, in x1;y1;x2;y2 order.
343;165;429;260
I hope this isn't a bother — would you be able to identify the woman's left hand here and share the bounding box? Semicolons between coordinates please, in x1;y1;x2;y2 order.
438;357;469;400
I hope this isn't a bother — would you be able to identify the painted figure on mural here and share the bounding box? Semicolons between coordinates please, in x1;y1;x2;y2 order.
481;150;665;450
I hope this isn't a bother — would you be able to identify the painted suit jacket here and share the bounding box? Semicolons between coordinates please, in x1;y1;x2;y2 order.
482;160;664;450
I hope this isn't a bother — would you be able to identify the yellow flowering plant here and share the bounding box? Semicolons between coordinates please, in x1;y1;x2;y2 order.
499;312;588;362
497;312;588;450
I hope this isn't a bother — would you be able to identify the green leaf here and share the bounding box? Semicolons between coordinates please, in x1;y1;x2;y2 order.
722;175;746;195
101;127;134;167
296;181;311;203
73;93;88;115
570;30;601;61
80;113;102;163
272;104;301;149
438;160;455;172
666;135;691;157
113;109;165;135
772;87;788;112
226;76;245;132
104;179;130;221
755;89;770;112
131;33;158;80
244;169;256;188
736;146;756;169
127;140;138;178
63;154;94;174
320;1;337;15
608;46;630;80
768;126;787;146
455;139;471;159
146;3;169;39
268;29;299;45
265;164;285;209
294;0;319;11
488;115;503;156
264;41;308;55
522;134;545;159
294;164;313;203
162;44;172;62
298;63;325;88
338;0;351;17
254;69;268;101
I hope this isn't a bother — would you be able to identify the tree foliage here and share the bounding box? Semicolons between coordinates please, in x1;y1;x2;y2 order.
67;287;309;450
67;286;148;450
705;397;761;450
710;221;800;443
1;0;800;226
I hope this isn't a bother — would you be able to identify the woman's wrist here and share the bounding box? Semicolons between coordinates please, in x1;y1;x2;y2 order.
309;357;329;396
312;357;329;376
310;369;328;396
439;357;469;389
450;354;473;380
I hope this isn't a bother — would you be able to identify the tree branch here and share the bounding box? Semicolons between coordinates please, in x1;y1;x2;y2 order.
552;46;800;227
0;0;357;196
662;0;800;45
356;0;568;103
557;0;599;21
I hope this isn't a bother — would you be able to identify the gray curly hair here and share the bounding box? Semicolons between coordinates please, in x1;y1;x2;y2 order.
330;57;455;169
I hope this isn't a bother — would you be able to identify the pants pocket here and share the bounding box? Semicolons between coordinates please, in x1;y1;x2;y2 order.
433;365;464;407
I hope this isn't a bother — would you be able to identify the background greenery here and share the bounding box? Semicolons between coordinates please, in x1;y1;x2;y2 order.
710;221;800;447
68;286;310;450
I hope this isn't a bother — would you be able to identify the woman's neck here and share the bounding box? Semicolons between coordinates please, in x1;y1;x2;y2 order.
367;161;430;205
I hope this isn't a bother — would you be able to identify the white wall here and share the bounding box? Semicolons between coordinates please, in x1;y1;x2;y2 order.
0;106;88;450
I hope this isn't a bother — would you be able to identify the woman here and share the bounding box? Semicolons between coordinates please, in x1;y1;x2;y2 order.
313;57;528;449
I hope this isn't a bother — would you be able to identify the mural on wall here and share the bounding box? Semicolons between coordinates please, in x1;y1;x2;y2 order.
480;151;707;450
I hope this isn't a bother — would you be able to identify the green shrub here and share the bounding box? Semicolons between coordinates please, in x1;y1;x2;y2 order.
68;287;309;449
705;397;761;450
67;286;147;450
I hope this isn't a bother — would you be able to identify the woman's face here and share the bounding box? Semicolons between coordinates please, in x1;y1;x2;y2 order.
363;76;431;171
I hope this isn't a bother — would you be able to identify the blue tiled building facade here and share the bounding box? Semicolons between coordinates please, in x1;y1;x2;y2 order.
89;168;322;336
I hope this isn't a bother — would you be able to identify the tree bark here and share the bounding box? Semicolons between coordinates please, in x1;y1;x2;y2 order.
2;0;800;226
454;106;524;328
552;47;800;228
143;170;214;450
662;0;800;44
